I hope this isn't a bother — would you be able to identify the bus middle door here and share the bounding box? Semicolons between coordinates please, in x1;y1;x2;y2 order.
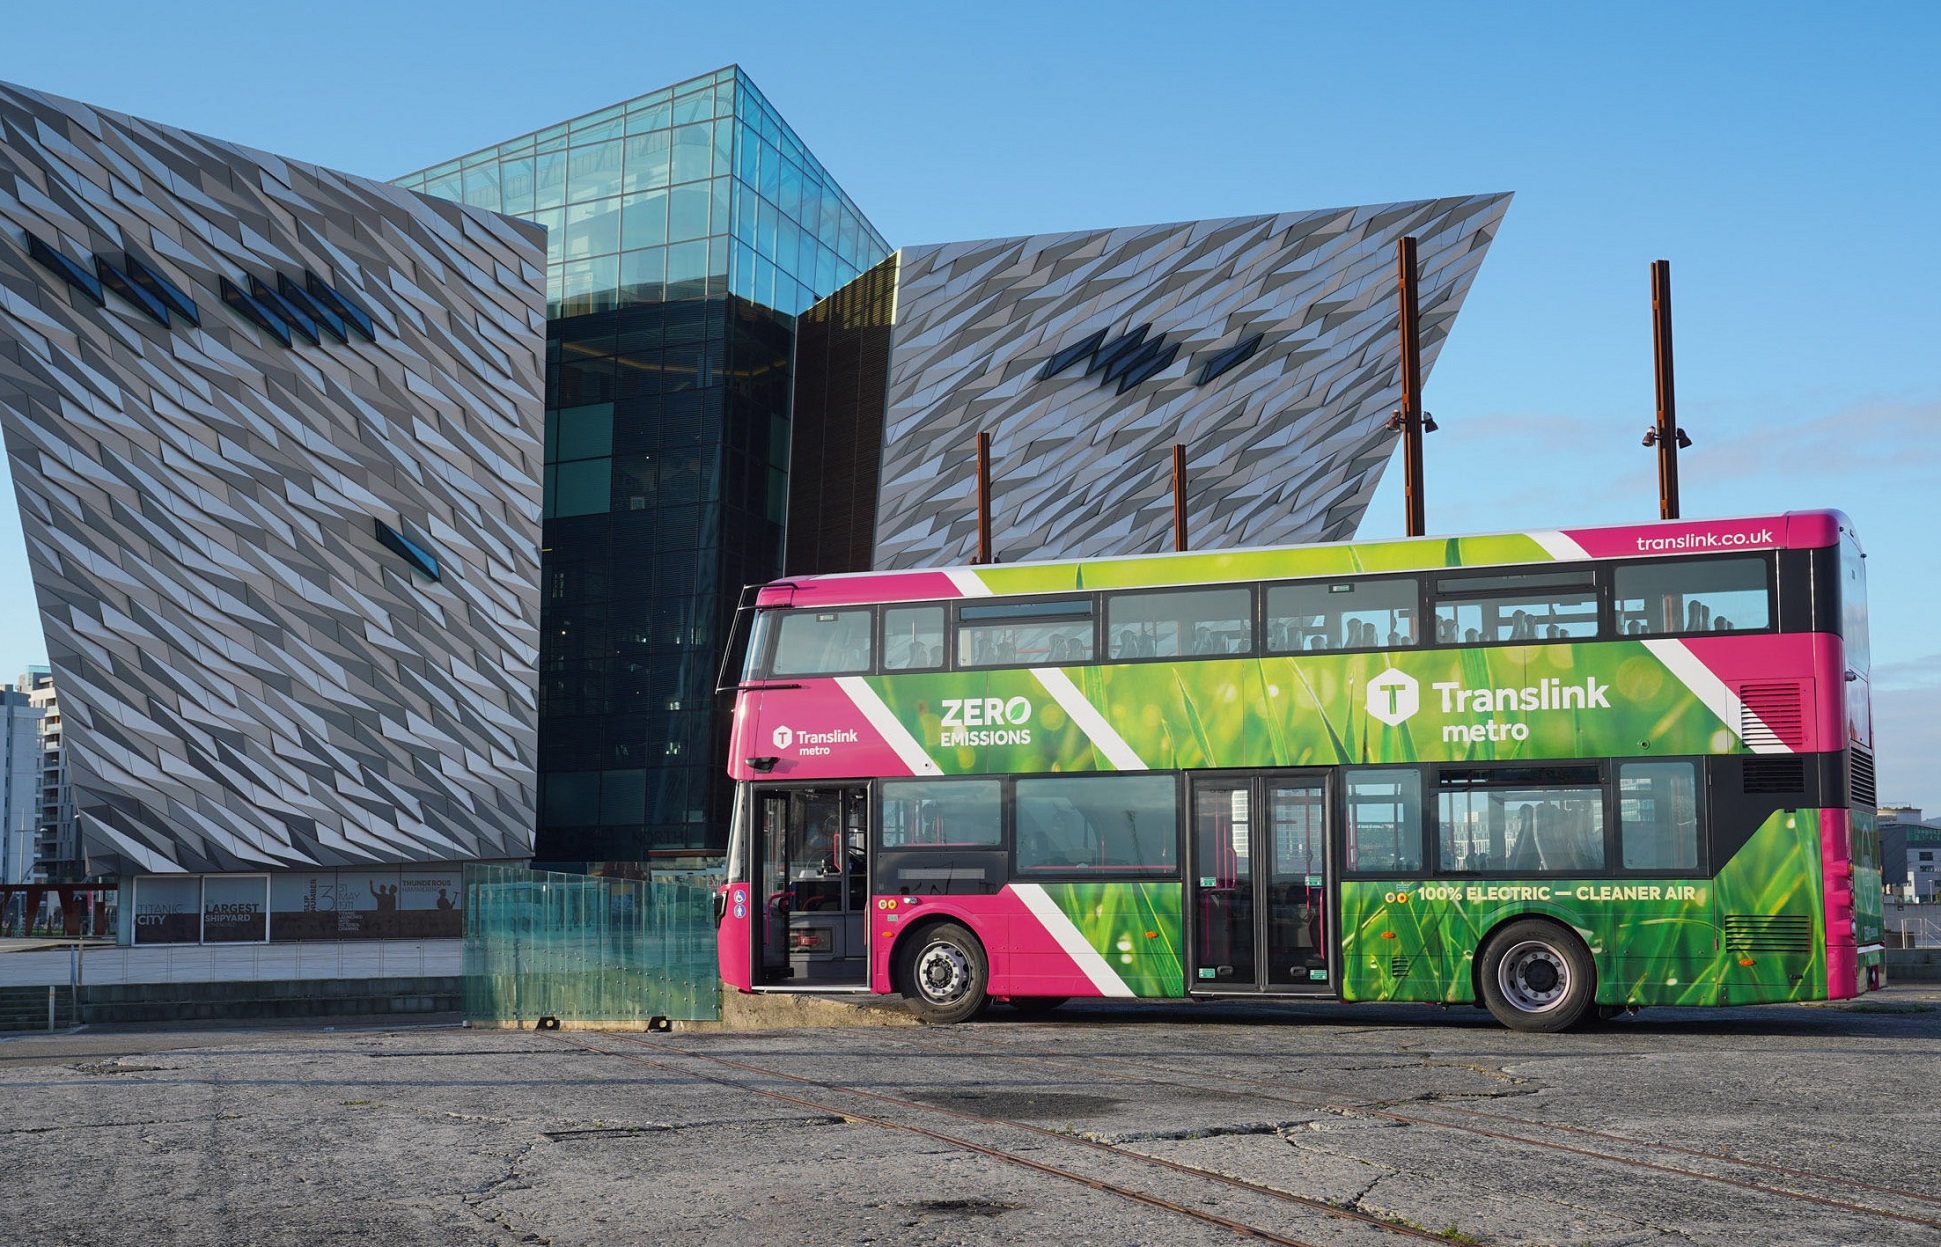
1189;772;1334;994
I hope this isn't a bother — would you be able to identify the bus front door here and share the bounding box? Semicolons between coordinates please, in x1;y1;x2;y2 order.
1188;774;1333;994
753;785;870;988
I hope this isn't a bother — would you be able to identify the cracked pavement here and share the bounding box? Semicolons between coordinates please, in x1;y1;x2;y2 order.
0;988;1936;1246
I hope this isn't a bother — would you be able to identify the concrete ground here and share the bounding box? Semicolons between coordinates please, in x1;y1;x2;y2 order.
2;988;1936;1247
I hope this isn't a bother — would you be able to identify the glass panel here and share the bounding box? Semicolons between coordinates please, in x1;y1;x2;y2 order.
672;88;713;125
1267;783;1328;984
534;150;567;210
1434;575;1598;645
879;779;1002;848
758;139;781;201
552;458;611;518
1345;769;1423;873
461;163;501;211
770;609;873;676
619;248;664;305
1615;557;1770;636
672;123;713;182
554;403;613;462
1619;762;1700;869
463;864;719;1024
564;198;621;259
666;240;708;297
1107;587;1252;659
669;182;711;242
542;770;600;824
710;177;732;236
499;157;535;215
1192;781;1253;983
883;605;945;670
622;130;671;192
713;117;734;177
568;140;624;203
1267;579;1417;652
957;600;1093;667
621;190;668;249
425;171;462;202
779;158;803;220
600;769;646;825
558;255;618;317
707;236;728;297
534;207;565;264
1441;783;1606;873
1016;775;1177;875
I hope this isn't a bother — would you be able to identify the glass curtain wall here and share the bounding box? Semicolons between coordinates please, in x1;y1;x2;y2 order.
396;67;890;320
398;67;890;863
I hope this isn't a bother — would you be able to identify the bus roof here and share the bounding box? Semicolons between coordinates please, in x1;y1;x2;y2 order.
757;510;1853;608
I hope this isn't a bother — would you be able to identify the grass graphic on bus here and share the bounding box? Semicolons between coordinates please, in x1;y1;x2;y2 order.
861;640;1733;774
1338;809;1827;1007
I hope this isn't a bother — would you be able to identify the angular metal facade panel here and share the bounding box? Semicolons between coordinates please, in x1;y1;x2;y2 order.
0;82;548;874
872;195;1512;566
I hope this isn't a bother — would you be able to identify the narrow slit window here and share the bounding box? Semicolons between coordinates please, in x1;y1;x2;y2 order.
374;518;441;581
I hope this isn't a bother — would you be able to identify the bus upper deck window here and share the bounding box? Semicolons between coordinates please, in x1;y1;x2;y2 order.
883;605;946;671
1614;557;1771;637
1266;579;1417;653
957;598;1093;668
1106;587;1253;659
769;609;874;676
1434;569;1597;645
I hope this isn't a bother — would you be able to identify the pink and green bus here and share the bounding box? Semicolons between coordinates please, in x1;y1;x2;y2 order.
715;511;1883;1030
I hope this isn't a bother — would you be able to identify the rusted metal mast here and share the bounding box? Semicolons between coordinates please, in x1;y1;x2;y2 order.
1171;443;1188;552
1650;259;1682;520
1397;237;1427;537
974;431;993;564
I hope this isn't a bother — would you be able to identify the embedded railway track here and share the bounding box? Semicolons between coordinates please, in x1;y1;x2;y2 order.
870;1020;1941;1232
556;1030;1465;1246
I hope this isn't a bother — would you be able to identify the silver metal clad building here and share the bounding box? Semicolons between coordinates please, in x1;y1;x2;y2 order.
0;82;548;876
788;195;1510;573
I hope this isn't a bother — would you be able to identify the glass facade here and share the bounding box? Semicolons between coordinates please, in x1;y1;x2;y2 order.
398;67;890;863
395;67;888;321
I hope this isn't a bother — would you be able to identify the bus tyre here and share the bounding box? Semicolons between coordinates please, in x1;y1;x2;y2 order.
1479;920;1595;1033
899;922;989;1024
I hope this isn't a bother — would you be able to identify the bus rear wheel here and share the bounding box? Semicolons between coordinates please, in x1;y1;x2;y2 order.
1479;919;1595;1033
898;922;989;1024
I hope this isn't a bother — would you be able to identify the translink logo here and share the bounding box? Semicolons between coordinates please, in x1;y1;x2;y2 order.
1366;669;1420;726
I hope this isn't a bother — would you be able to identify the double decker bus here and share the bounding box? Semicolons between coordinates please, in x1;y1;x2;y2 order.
715;511;1882;1031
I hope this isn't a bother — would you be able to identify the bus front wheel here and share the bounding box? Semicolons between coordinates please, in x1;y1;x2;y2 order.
1479;919;1595;1033
898;922;989;1024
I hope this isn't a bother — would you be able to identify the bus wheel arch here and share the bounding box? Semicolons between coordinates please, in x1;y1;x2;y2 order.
894;918;989;1024
1476;915;1597;1033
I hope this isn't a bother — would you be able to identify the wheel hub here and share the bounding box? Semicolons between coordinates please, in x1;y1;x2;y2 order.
916;942;970;1003
1498;940;1570;1013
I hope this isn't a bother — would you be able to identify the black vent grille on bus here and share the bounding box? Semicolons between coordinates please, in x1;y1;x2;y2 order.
1739;683;1806;749
1742;756;1807;795
1850;747;1877;807
1389;956;1413;979
1721;915;1813;953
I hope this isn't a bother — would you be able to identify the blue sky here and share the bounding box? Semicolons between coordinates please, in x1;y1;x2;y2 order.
3;2;1937;805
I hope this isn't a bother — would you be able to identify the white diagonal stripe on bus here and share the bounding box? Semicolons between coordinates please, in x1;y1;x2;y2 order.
945;569;992;597
1529;530;1590;561
834;677;943;775
1030;666;1146;770
1010;883;1136;998
1641;638;1791;754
